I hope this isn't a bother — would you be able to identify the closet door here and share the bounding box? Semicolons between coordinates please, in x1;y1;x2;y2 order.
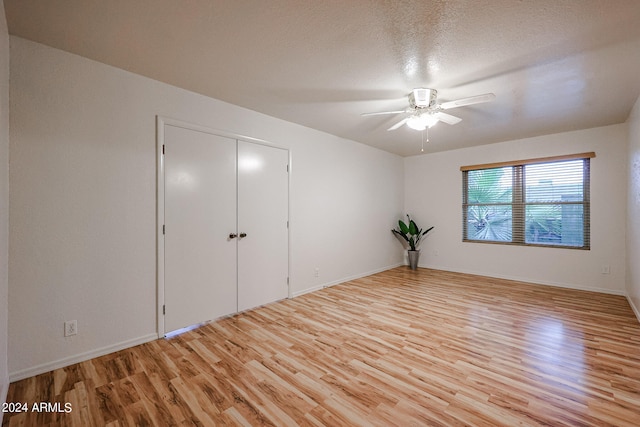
164;125;237;334
237;141;289;311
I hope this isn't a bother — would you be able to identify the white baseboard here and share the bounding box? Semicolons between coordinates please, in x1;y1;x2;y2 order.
9;333;158;383
421;264;626;296
296;261;627;305
627;295;640;323
292;263;404;298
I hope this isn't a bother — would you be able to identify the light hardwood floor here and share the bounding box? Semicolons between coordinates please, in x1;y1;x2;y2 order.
4;267;640;426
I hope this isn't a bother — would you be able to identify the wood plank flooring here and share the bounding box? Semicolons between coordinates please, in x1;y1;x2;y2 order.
4;267;640;426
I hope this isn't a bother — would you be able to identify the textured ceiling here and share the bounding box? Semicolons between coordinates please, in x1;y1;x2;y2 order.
5;0;640;156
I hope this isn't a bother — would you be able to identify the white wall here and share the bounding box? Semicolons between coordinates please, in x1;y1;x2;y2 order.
0;0;9;413
627;95;640;318
8;31;634;385
8;36;404;379
405;125;628;294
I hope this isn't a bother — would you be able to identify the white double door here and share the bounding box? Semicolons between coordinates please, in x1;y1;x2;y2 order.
163;124;289;334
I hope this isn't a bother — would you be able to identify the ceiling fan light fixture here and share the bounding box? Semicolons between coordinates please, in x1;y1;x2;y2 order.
406;114;438;130
362;87;494;135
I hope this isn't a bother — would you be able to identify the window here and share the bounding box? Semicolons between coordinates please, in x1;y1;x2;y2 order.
461;152;594;249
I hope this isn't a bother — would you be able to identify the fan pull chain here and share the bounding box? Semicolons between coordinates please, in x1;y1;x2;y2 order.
420;128;430;152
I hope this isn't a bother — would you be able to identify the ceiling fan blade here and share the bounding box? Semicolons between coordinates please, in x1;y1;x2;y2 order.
433;112;462;125
439;93;496;110
361;110;407;116
387;118;408;131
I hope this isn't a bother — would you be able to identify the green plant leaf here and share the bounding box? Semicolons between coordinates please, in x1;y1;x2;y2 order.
393;215;434;251
422;226;434;236
408;236;416;250
391;229;409;242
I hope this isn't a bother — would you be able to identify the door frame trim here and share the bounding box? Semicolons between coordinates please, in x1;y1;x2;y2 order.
156;116;291;338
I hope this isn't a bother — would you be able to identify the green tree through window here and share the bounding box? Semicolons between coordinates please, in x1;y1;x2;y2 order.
465;167;512;241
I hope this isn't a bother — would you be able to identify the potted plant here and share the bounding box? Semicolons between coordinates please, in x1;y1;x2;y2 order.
392;215;434;270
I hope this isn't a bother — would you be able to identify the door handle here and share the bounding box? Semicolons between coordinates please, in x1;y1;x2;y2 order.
229;233;238;239
239;232;247;238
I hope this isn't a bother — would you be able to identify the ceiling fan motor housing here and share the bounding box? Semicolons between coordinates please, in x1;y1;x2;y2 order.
410;88;437;109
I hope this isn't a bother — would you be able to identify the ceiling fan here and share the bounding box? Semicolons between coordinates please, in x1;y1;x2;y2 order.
362;88;496;131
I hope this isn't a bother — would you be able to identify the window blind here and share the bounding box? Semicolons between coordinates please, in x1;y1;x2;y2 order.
461;152;594;249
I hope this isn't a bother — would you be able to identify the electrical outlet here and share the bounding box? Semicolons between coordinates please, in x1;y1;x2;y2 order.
64;320;77;337
601;265;611;275
314;268;319;278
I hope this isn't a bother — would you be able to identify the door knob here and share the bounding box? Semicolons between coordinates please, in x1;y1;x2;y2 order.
239;232;247;238
229;233;237;239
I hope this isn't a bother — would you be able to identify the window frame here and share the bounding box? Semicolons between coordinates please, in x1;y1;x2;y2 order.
461;152;594;250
